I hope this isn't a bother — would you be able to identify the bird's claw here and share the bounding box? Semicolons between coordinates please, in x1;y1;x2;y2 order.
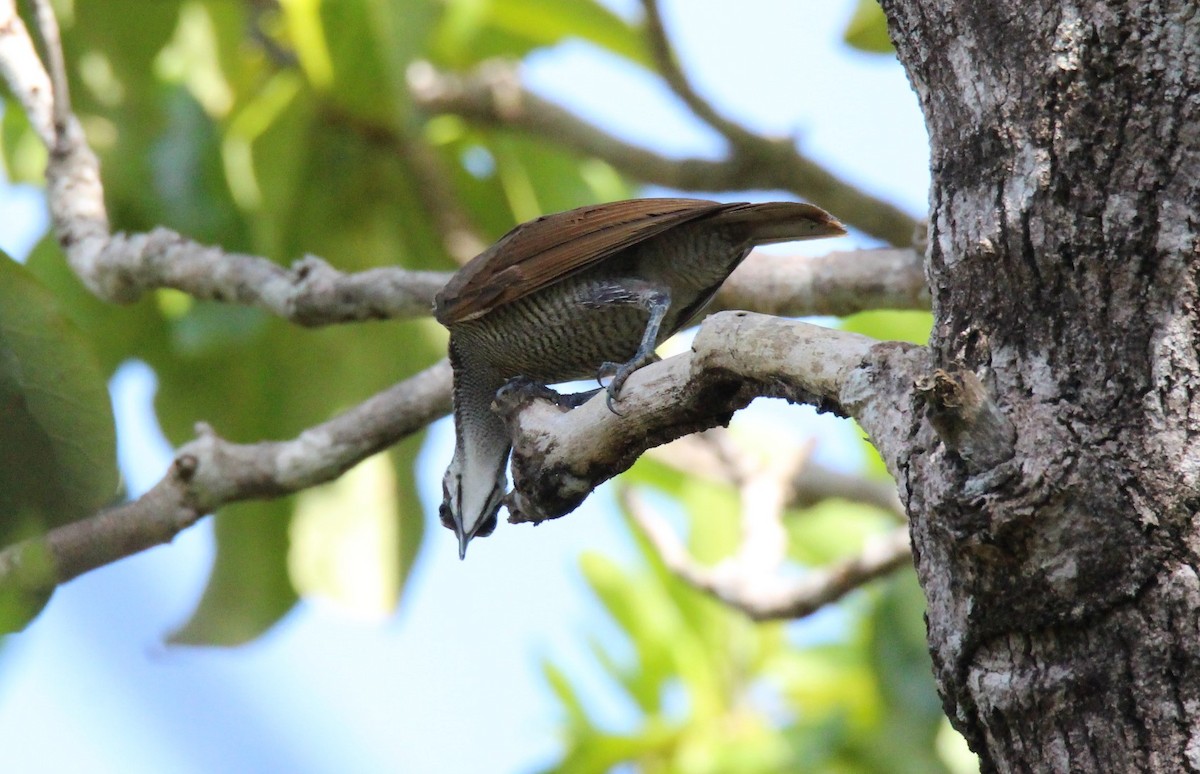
597;361;632;415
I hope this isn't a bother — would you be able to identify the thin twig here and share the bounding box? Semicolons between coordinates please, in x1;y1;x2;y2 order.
30;0;68;132
0;0;54;144
625;489;911;620
789;462;905;521
408;60;922;247
639;0;756;145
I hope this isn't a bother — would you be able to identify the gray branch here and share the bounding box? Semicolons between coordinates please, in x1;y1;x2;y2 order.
627;489;912;621
0;360;452;590
0;0;930;598
715;247;929;317
497;311;925;524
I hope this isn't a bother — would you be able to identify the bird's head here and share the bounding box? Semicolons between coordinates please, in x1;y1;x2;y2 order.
439;460;504;559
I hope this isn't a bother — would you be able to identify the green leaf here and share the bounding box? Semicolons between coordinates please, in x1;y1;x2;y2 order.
24;235;171;376
0;253;118;632
433;0;649;69
288;452;402;618
0;103;47;184
868;572;941;724
842;309;932;346
0;253;118;543
170;499;298;646
0;537;56;634
843;0;894;55
542;659;592;729
786;499;894;566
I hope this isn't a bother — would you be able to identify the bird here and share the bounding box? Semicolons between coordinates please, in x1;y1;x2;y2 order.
433;197;845;558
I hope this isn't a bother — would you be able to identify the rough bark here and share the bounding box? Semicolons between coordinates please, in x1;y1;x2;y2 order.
879;0;1200;771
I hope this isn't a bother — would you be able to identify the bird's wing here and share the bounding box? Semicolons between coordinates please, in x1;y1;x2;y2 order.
434;198;729;324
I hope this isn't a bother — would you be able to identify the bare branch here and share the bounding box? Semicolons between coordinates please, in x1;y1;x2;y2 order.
632;429;907;620
0;360;452;590
407;60;922;247
65;228;449;325
626;489;912;620
789;462;906;521
715;247;929;316
638;0;756;145
0;0;54;145
758;528;913;619
29;0;68;130
499;311;923;523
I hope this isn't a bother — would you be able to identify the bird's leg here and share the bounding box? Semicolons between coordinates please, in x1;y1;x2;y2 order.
579;280;671;413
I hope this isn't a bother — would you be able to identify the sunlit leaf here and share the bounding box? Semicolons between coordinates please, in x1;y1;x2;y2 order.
786;499;894;566
289;452;401;619
843;0;894;55
842;309;931;346
0;103;48;183
0;532;56;634
434;0;648;69
542;659;592;729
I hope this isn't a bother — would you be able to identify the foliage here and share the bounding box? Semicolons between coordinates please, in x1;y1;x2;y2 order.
0;252;118;631
2;0;644;642
0;0;975;771
539;448;976;773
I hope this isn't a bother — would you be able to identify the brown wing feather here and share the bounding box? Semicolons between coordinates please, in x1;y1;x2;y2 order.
434;198;730;324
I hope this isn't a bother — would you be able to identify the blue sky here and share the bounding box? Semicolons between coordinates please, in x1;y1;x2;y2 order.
0;2;929;772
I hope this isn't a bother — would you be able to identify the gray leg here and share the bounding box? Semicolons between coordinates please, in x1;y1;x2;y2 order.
578;280;671;413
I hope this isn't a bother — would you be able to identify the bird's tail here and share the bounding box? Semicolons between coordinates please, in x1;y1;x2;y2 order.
713;201;846;245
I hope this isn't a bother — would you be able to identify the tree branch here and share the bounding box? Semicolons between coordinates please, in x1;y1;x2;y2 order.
914;367;1016;472
498;311;924;523
632;427;909;621
29;0;68;128
714;247;928;317
638;0;757;146
0;360;452;591
626;489;912;620
407;59;922;247
0;0;54;145
0;11;927;325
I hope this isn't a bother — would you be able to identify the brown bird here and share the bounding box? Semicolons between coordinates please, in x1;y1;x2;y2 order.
434;198;845;557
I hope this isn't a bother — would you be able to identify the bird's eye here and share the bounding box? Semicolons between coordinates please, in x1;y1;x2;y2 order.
437;502;456;531
475;511;499;538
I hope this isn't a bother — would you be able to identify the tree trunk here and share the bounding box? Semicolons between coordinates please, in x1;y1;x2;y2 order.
878;1;1200;770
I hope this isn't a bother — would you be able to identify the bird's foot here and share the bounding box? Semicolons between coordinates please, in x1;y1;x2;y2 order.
498;376;596;410
596;360;641;415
